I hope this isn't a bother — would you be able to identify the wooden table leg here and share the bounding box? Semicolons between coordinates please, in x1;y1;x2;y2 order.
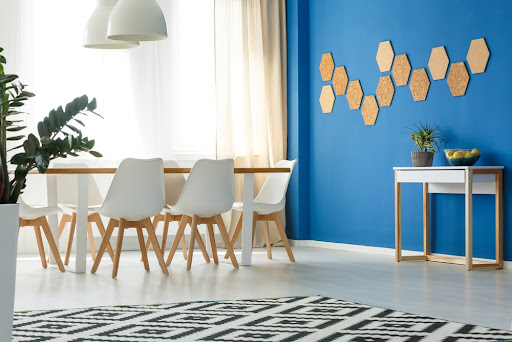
496;170;503;268
465;169;473;271
395;170;402;262
423;182;430;256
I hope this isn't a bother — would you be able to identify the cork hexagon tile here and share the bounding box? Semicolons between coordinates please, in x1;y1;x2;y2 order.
428;46;449;80
346;80;363;110
409;68;430;101
391;54;411;86
447;62;470;97
376;76;395;107
466;38;490;74
376;41;394;72
319;53;335;81
332;66;349;95
361;95;379;126
319;85;335;113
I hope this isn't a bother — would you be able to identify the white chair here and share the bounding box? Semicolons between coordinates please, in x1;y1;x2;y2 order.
225;159;297;262
91;158;168;278
53;162;115;265
165;159;239;270
18;198;65;272
142;160;210;262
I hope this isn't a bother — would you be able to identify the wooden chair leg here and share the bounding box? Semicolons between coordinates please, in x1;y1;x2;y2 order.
137;228;150;271
92;213;115;262
144;215;163;253
193;220;211;263
64;213;77;266
181;234;188;260
111;219;127;278
263;221;272;259
33;225;47;268
87;221;96;261
224;214;243;259
40;218;65;272
252;212;257;247
160;213;171;255
166;216;188;266
58;214;71;238
215;215;239;268
207;224;218;265
91;219;116;274
143;218;169;275
272;213;295;262
186;215;198;270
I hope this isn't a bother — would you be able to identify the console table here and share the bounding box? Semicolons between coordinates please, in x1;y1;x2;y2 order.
394;166;503;271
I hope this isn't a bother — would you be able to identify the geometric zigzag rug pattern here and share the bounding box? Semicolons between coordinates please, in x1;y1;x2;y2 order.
13;296;512;342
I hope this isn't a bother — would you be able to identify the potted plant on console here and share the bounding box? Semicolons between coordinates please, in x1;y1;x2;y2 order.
408;122;444;167
0;47;102;340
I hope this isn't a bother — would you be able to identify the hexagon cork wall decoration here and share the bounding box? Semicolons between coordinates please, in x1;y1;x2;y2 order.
319;53;335;81
332;66;349;95
409;68;430;101
361;95;379;126
428;46;449;80
376;76;395;107
466;38;490;74
376;41;394;72
447;62;470;97
319;85;335;113
392;54;411;86
346;80;363;110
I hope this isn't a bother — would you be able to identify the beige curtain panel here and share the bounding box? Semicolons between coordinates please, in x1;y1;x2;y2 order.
214;0;288;248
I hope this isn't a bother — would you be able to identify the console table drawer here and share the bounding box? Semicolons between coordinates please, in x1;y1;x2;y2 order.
396;170;465;183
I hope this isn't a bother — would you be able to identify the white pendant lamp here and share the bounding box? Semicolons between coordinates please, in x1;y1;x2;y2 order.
84;0;140;49
106;0;168;41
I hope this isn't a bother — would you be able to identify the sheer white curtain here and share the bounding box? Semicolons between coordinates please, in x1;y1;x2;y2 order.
214;0;288;247
0;0;216;161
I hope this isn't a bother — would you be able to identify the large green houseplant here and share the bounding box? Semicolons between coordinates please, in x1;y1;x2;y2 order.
0;47;102;204
0;46;102;340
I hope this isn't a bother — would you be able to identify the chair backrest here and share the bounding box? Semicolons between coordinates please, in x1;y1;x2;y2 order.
254;159;297;208
172;159;234;218
163;160;186;207
99;158;165;221
52;162;103;206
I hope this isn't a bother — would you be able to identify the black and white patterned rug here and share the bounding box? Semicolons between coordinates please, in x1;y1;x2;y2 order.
13;296;512;341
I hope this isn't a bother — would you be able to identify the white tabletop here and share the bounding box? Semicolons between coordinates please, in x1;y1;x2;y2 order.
393;166;504;170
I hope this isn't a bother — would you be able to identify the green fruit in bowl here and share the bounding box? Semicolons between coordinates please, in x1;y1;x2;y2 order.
471;148;481;156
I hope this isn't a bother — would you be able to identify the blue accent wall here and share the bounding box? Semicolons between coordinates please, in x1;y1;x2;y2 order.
287;0;512;261
286;0;310;240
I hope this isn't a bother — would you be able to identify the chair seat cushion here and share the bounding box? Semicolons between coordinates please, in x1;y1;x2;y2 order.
163;206;183;216
60;204;102;215
19;205;63;221
232;202;280;215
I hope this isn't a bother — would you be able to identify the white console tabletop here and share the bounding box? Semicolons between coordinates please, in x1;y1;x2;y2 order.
393;166;504;270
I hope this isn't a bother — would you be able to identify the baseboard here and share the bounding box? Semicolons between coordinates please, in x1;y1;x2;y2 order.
289;239;512;270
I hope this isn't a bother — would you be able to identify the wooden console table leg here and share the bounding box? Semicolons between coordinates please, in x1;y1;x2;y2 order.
496;170;503;268
395;171;402;262
465;169;473;271
423;183;430;256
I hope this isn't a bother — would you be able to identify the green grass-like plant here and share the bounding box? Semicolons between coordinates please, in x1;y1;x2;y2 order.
408;121;445;153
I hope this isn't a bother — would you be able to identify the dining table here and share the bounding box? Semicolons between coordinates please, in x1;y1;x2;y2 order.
35;166;290;273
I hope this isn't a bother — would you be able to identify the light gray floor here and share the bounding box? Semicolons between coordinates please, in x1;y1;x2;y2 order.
15;246;512;331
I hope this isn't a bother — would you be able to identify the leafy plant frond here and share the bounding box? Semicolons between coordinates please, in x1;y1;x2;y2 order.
407;121;445;153
0;46;102;203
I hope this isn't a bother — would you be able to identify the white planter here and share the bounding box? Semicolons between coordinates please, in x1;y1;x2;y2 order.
0;204;19;341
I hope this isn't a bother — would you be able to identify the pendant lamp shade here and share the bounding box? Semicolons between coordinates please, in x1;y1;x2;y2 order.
106;0;168;41
84;0;140;49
